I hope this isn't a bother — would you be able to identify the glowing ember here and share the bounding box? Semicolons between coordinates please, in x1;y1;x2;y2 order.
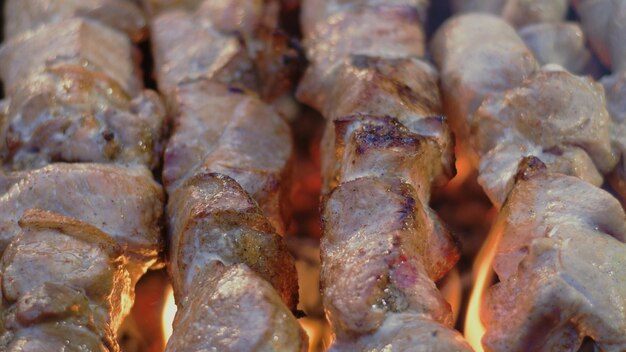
464;207;500;352
161;285;177;346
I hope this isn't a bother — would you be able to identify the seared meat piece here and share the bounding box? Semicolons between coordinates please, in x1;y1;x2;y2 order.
0;163;164;279
0;18;141;97
573;0;626;71
300;0;430;36
163;80;292;233
4;0;147;41
1;65;164;171
451;0;567;27
431;14;538;162
518;22;591;73
150;10;257;101
299;5;425;110
483;159;626;351
0;210;132;352
472;68;615;206
166;263;306;352
299;0;468;348
321;176;458;337
148;1;303;349
166;173;298;309
329;314;472;352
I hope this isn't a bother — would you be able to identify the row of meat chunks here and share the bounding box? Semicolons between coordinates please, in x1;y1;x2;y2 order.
0;1;167;350
297;0;474;350
433;3;626;350
143;0;308;351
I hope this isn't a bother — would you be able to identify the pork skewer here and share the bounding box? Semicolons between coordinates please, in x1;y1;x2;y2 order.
0;2;166;350
571;0;626;203
433;14;626;351
145;1;307;350
297;1;472;350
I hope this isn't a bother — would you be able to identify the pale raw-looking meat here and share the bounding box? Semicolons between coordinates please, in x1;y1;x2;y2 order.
431;14;538;163
163;80;292;233
0;18;141;97
451;0;567;27
472;68;615;206
166;172;298;310
4;0;147;41
518;22;591;73
483;159;626;351
602;72;626;201
0;65;164;171
0;163;164;279
0;210;132;352
573;0;626;71
166;263;307;352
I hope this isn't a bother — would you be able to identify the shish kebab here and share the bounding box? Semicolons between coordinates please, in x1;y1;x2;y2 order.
143;0;308;350
0;0;166;350
433;13;626;351
297;0;472;350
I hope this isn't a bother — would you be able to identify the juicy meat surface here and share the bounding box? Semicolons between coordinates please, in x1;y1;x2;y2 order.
1;65;164;171
0;18;141;97
329;314;472;352
0;163;164;278
0;210;134;352
451;0;567;27
472;68;615;206
602;72;626;201
4;0;147;41
166;172;298;309
431;14;538;162
321;176;459;337
150;10;257;100
483;162;626;351
166;263;307;352
163;80;292;233
518;22;591;74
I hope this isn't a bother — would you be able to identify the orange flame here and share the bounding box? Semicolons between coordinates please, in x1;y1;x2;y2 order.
161;285;177;347
464;207;500;352
439;267;462;324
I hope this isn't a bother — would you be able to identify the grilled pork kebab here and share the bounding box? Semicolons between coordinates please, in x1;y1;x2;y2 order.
433;14;626;351
0;1;166;351
297;0;473;350
143;1;308;350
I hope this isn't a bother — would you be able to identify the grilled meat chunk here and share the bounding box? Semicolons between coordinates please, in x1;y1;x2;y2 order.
166;263;306;352
0;18;141;97
1;65;164;171
4;0;147;41
166;173;298;309
431;14;538;162
163;80;292;233
0;163;164;278
483;161;626;351
472;68;615;206
329;314;472;352
452;0;567;27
